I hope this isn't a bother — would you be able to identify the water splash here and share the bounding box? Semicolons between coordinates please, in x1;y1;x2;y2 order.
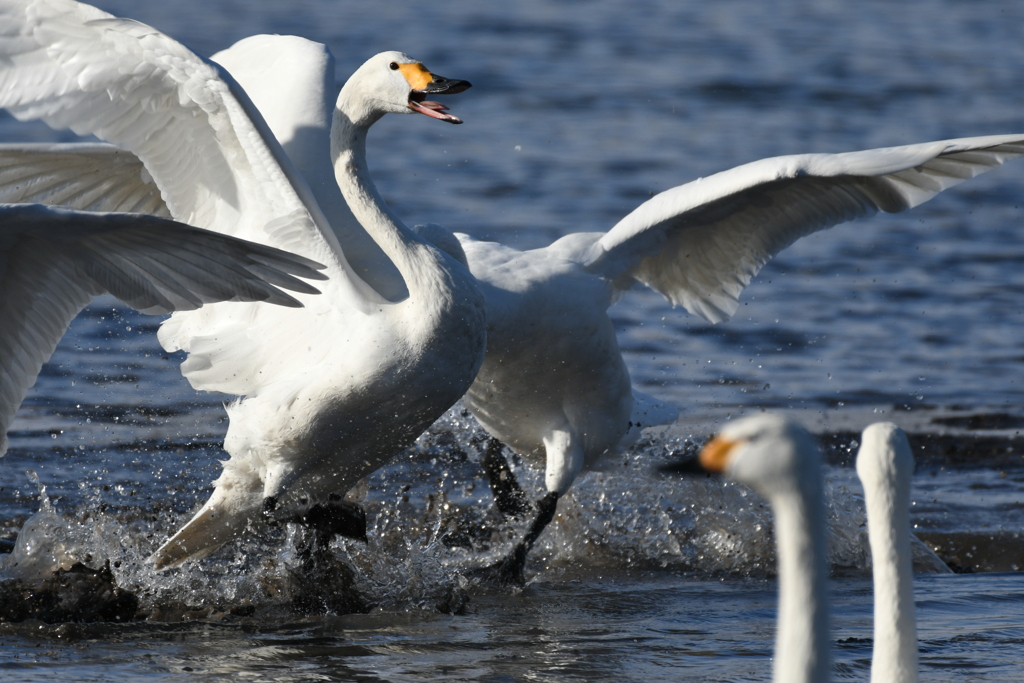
0;470;91;580
0;410;951;620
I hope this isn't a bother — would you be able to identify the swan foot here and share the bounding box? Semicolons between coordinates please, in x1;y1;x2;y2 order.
293;495;369;554
468;492;559;587
480;438;532;518
469;542;530;587
286;496;371;615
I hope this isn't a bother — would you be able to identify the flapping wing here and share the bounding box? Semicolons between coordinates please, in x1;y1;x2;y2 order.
0;142;168;216
0;202;326;456
584;135;1024;323
0;0;349;276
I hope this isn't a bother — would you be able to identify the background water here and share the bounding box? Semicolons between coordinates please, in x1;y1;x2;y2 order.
3;0;1024;680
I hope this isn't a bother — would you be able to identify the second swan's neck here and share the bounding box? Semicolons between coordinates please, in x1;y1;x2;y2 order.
864;468;918;683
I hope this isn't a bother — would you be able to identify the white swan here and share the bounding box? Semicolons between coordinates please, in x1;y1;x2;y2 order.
0;1;486;569
9;31;1024;582
696;414;831;683
685;416;923;683
213;37;1024;583
856;422;918;683
0;202;326;457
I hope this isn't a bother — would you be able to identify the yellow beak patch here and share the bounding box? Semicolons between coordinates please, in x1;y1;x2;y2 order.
398;62;434;91
699;434;739;473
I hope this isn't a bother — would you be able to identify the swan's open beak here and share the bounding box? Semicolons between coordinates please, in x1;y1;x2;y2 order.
400;63;471;124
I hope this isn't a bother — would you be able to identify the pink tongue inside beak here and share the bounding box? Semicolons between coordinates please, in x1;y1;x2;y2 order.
408;99;463;124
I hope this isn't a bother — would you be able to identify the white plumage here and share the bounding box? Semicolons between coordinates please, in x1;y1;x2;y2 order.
856;422;919;683
208;37;1024;581
698;414;831;683
7;28;1023;580
695;416;924;683
0;1;486;569
0;202;326;457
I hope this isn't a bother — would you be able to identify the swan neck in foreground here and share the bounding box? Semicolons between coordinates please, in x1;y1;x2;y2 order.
331;103;434;300
862;456;918;682
771;481;831;683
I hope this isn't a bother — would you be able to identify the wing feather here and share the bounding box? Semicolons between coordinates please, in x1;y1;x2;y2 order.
0;202;330;455
0;0;350;274
587;135;1024;323
0;1;388;398
0;143;168;216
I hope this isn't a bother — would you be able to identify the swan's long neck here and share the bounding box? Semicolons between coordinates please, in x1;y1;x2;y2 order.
864;465;918;683
330;101;440;303
771;479;831;683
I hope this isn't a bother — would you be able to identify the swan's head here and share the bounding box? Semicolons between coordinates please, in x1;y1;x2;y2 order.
697;414;821;500
855;422;913;496
340;51;471;127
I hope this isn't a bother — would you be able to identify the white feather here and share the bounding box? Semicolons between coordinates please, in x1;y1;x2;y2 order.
0;203;326;456
0;4;486;570
588;137;1024;323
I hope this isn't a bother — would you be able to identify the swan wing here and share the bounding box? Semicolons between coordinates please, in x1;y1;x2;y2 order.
0;0;386;396
0;0;350;274
0;202;326;456
585;135;1024;323
0;142;168;216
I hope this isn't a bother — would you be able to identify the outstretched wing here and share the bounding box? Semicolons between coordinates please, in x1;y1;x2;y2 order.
0;203;326;456
0;0;391;397
0;142;168;216
583;135;1024;323
0;0;358;287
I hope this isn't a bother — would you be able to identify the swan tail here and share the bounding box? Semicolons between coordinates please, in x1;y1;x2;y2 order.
148;499;255;571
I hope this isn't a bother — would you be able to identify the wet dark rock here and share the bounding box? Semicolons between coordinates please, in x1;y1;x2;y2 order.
135;598;257;623
0;561;138;623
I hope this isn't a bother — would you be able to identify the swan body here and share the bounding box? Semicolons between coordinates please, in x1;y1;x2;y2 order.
199;38;1024;581
442;132;1024;579
699;414;830;683
0;202;326;457
5;26;1024;578
0;1;485;568
856;422;918;683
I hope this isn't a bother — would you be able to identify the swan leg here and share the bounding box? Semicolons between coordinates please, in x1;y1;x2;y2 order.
291;495;368;552
284;495;371;615
470;428;581;586
265;494;368;552
480;438;532;518
470;491;559;587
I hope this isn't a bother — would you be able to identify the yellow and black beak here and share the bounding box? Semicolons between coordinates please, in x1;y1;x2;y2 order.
399;62;471;124
698;435;738;473
658;434;740;476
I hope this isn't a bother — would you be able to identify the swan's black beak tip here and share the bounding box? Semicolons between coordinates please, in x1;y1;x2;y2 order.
422;75;471;95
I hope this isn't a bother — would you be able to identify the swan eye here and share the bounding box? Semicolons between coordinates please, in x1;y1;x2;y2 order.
389;62;399;71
